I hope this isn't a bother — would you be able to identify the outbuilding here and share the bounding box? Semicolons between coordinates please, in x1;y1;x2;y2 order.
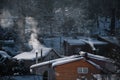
30;52;117;80
14;47;61;73
63;38;110;56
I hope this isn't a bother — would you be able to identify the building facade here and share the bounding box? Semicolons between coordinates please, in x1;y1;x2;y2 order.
30;52;118;80
63;38;112;56
14;48;61;74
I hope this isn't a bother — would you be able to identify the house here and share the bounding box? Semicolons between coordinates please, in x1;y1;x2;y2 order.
52;57;101;80
63;38;109;56
30;51;118;80
13;46;61;73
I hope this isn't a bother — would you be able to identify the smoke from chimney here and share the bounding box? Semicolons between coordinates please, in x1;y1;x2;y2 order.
25;17;44;53
0;10;14;28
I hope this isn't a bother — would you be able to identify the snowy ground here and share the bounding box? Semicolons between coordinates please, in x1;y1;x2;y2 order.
0;75;119;80
0;75;42;80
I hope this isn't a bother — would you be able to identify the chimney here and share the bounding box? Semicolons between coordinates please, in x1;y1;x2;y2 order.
41;49;43;62
79;51;89;59
84;52;88;59
36;52;38;64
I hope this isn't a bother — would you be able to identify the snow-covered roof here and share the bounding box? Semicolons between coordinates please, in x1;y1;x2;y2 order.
87;60;102;69
31;54;103;70
0;50;11;58
0;51;11;63
2;46;19;55
99;36;120;47
31;52;112;69
82;39;108;45
79;51;112;62
14;47;52;60
52;57;103;70
64;39;86;45
52;57;83;67
0;40;14;44
64;38;108;46
30;55;80;68
88;53;109;61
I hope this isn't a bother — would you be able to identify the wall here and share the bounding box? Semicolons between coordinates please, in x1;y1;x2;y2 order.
44;50;60;61
54;59;100;80
31;64;55;80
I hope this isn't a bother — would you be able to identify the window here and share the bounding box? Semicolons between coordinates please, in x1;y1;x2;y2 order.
77;67;88;74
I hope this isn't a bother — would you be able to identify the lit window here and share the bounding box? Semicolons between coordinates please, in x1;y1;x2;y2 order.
77;67;88;74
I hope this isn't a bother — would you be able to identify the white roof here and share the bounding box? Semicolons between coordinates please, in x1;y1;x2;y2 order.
79;51;111;62
64;39;86;45
52;58;102;69
87;60;101;69
0;51;11;58
52;57;83;67
31;54;103;69
14;47;52;60
31;52;112;69
65;38;108;46
0;40;14;44
87;53;111;62
99;36;119;46
2;46;18;55
30;55;79;68
82;39;108;45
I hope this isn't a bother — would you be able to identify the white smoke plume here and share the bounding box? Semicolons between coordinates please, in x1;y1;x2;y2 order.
0;10;14;28
88;38;96;51
25;17;43;52
83;38;96;51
